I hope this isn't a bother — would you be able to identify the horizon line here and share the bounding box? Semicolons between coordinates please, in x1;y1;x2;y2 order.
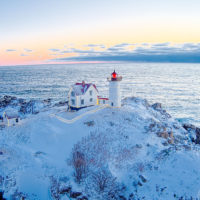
1;60;200;67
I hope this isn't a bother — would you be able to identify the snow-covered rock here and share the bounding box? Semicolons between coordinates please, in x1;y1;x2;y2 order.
0;96;68;122
0;96;200;200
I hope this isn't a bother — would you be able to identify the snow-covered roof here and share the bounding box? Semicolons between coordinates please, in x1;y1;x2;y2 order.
3;108;19;119
71;82;98;96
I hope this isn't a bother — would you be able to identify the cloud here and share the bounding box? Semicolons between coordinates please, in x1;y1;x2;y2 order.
21;53;28;56
24;48;33;52
50;43;200;63
6;49;16;52
112;43;135;48
84;44;105;48
60;48;98;54
49;53;64;56
152;42;171;47
182;43;200;49
106;43;136;52
141;43;149;46
48;48;60;52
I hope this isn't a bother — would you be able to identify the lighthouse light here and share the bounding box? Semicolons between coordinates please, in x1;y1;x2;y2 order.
112;72;117;78
112;70;117;79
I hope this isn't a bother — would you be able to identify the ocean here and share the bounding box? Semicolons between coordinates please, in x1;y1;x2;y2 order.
0;63;199;126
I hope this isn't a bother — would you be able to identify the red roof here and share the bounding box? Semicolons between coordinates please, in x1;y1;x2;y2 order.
97;96;109;100
73;81;98;95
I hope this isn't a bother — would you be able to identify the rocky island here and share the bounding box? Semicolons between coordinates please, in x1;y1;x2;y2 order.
0;95;200;200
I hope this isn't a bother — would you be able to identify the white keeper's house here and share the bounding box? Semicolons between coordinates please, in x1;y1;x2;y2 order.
68;70;122;110
68;81;99;110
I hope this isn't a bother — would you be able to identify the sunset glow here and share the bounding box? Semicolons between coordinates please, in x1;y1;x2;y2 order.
1;0;200;66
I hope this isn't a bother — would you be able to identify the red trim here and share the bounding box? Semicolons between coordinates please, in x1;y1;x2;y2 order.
92;84;98;93
98;96;109;100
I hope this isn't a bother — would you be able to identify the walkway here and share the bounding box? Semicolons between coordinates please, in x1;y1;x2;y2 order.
50;105;108;124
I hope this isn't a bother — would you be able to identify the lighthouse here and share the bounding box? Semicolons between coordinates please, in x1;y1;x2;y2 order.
107;70;122;107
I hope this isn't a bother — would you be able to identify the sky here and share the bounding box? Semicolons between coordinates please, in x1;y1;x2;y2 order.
1;0;200;66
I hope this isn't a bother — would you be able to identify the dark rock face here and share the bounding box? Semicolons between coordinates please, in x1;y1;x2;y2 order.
0;95;53;116
54;101;68;107
119;195;127;200
43;98;51;104
152;103;162;111
59;186;72;194
84;121;95;127
18;98;25;104
128;193;134;200
182;123;196;131
151;102;171;119
0;191;6;200
196;127;200;144
77;196;88;200
70;192;82;198
19;100;37;114
0;95;17;108
182;123;200;144
139;175;147;183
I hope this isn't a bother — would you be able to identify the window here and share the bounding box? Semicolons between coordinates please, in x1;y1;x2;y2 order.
89;90;92;96
103;100;105;104
111;102;114;106
71;99;75;105
71;91;75;97
90;98;93;102
16;118;19;123
81;99;84;105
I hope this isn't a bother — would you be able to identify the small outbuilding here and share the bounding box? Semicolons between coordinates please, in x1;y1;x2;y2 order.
97;96;109;105
1;111;21;126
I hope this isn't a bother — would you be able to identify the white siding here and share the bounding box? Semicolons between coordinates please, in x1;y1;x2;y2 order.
68;85;98;108
2;117;21;126
109;81;121;107
83;86;98;107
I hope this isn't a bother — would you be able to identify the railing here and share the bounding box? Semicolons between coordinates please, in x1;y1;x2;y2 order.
107;76;122;81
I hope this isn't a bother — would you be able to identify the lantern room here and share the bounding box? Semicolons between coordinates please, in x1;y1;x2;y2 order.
108;70;122;82
112;70;117;79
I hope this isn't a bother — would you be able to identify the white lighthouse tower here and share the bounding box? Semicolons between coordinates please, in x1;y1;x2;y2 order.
107;70;122;107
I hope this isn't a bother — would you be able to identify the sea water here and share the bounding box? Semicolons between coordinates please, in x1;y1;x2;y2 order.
0;63;199;126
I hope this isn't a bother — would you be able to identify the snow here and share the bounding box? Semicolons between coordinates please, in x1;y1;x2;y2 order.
72;83;97;96
0;96;200;199
17;169;50;199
